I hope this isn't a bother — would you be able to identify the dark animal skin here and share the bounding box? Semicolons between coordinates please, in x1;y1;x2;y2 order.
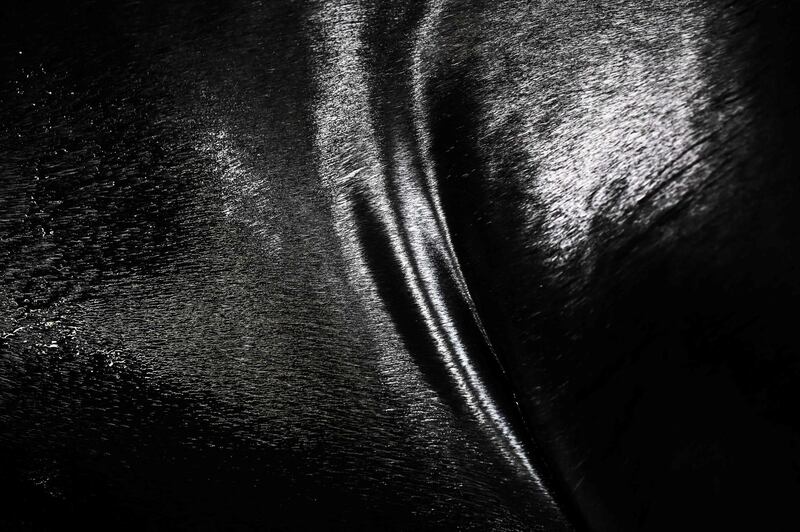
1;1;798;530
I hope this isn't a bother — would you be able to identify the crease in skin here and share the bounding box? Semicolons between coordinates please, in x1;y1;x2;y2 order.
409;0;503;372
309;0;550;491
308;0;453;445
408;0;562;495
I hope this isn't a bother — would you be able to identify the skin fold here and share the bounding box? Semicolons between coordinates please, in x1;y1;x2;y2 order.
1;1;798;530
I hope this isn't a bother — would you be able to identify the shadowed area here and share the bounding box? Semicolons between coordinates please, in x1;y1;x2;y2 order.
418;0;800;530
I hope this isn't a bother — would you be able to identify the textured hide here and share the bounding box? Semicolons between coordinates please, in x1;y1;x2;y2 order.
1;1;798;530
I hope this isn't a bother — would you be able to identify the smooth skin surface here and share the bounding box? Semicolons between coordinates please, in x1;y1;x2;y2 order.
2;1;798;530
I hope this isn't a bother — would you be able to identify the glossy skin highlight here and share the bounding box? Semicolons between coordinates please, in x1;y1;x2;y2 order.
2;1;798;530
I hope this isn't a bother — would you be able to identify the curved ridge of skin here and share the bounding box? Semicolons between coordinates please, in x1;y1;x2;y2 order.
308;0;533;478
1;0;574;529
307;0;567;520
